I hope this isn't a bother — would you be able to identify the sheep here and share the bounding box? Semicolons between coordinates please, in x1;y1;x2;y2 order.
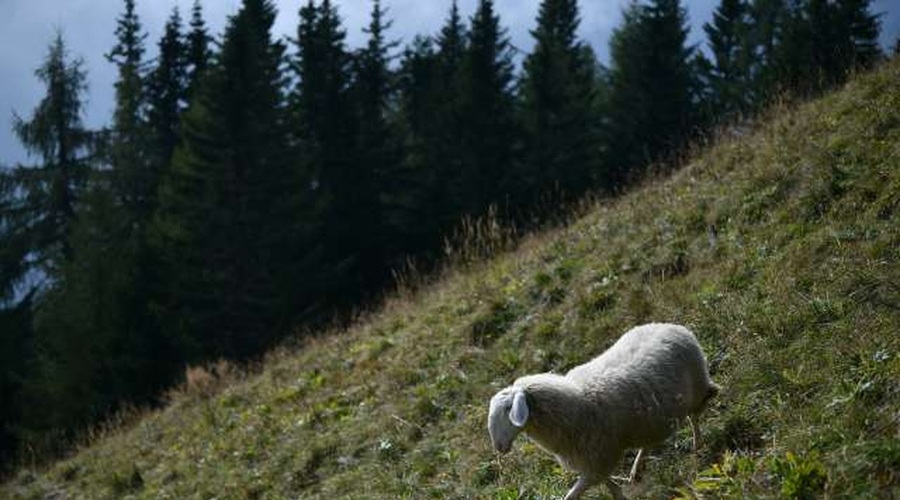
487;323;720;500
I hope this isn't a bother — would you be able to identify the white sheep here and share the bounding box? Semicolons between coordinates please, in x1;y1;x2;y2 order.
487;323;720;500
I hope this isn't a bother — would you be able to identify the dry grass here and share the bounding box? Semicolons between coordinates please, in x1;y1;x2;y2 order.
172;359;238;400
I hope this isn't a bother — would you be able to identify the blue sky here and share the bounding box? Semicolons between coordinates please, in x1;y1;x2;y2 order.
2;0;898;167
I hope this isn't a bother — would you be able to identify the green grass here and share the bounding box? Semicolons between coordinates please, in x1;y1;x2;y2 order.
4;60;900;499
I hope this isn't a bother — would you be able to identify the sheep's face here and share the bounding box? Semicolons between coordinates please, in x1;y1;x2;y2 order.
488;386;529;454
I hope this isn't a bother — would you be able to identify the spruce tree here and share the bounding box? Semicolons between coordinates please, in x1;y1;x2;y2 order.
438;0;467;77
99;0;169;407
295;0;353;148
353;0;402;274
0;290;33;468
106;0;151;219
814;0;881;86
702;0;753;118
147;7;188;173
838;0;881;70
519;0;603;207
137;6;190;399
8;32;99;451
0;172;30;302
31;180;143;437
294;0;373;309
356;0;397;110
456;0;516;217
0;171;37;468
432;0;469;230
775;0;828;95
12;32;91;277
389;1;470;253
606;0;695;187
393;1;480;254
394;36;444;255
157;0;295;359
186;0;213;98
766;0;880;98
745;0;789;105
26;1;176;441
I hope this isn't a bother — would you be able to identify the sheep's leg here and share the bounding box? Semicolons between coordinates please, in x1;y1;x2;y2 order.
611;449;645;483
605;477;627;500
563;477;589;500
627;448;645;483
690;415;701;451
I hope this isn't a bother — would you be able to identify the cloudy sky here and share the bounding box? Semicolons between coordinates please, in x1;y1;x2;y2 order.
2;0;898;167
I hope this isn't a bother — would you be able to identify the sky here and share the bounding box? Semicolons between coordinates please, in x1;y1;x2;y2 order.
1;0;898;167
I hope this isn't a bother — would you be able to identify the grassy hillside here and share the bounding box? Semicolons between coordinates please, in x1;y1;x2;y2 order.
5;61;900;500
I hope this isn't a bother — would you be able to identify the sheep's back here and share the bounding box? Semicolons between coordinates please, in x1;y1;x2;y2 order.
567;323;713;445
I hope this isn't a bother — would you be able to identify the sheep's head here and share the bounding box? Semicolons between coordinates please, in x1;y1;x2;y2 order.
488;386;529;454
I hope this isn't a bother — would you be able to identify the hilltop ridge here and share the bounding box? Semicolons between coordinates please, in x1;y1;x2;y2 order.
5;60;900;499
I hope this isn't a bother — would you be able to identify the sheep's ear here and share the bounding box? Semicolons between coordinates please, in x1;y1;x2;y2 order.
509;389;529;428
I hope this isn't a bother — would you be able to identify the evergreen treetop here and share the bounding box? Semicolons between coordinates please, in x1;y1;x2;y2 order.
606;0;695;185
156;0;295;359
438;0;468;74
519;0;602;204
187;0;213;94
702;0;753;116
147;7;188;172
12;32;92;271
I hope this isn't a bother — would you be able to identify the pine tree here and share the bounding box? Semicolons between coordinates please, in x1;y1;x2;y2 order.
157;0;295;359
519;0;603;207
606;0;695;187
456;0;516;217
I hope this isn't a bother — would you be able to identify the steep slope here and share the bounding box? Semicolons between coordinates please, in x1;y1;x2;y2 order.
5;61;900;499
